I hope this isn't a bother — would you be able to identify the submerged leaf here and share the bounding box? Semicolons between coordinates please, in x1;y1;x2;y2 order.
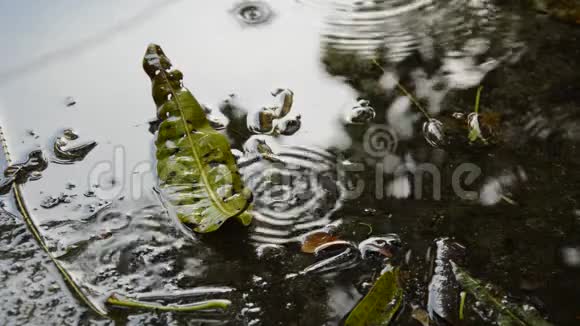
451;262;553;326
345;267;403;326
143;44;253;233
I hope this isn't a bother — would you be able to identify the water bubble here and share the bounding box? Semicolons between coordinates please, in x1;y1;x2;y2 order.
362;208;377;216
64;96;76;107
358;235;401;260
255;243;285;260
346;99;376;125
275;115;301;136
53;129;97;163
270;88;294;118
63;128;79;140
28;171;43;181
248;108;276;134
422;118;446;148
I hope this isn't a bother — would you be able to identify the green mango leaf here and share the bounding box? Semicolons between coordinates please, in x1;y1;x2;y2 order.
143;44;253;233
451;262;553;326
345;267;403;326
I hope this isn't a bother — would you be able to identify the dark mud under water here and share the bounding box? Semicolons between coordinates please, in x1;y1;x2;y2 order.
1;1;580;325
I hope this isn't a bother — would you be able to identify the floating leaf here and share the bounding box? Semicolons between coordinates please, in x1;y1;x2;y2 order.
451;262;553;326
143;44;253;233
345;267;403;326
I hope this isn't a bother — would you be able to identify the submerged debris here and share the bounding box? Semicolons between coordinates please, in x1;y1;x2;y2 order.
83;190;96;198
40;193;74;209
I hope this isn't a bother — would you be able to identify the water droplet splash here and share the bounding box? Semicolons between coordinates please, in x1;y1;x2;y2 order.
232;1;273;26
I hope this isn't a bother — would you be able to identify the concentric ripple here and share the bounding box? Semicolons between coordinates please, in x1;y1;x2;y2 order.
310;0;522;63
238;146;345;245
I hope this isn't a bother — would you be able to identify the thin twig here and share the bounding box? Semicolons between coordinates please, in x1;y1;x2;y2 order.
372;59;431;119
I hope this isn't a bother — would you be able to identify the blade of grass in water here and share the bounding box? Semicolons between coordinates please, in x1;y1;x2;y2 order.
106;293;231;312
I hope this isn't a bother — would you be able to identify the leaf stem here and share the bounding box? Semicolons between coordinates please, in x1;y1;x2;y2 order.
372;59;431;119
474;86;483;114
